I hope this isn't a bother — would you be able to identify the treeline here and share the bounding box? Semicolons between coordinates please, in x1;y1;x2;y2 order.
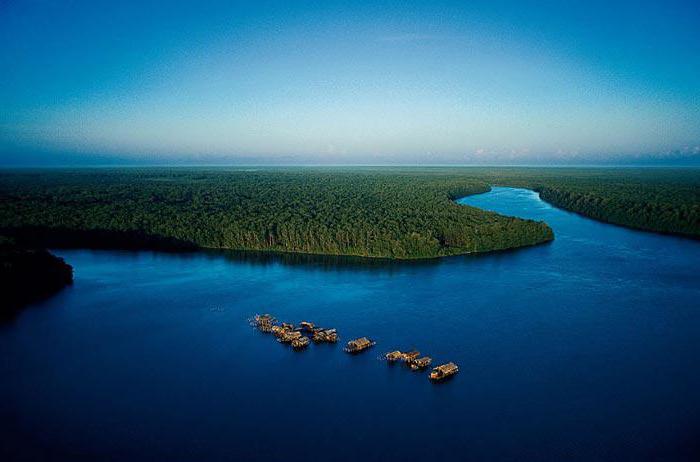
0;169;553;259
474;167;700;238
0;237;73;319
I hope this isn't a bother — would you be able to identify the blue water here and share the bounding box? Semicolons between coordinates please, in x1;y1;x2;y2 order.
2;187;699;461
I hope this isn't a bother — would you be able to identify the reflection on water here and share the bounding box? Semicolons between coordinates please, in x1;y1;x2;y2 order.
210;248;443;273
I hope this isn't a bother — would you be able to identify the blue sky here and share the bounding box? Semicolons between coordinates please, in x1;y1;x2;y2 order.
1;0;699;165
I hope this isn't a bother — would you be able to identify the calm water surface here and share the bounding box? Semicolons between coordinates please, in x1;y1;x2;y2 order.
2;187;699;461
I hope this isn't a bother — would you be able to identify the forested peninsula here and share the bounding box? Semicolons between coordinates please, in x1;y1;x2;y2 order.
0;168;697;266
0;169;554;259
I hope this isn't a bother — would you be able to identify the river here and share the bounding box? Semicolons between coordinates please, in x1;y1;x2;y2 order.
2;187;699;461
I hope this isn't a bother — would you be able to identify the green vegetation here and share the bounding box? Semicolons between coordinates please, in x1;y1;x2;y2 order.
473;168;700;238
1;237;73;319
0;168;553;259
0;168;697;269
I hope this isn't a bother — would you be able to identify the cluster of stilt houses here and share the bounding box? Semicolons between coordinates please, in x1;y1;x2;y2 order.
251;314;458;382
252;314;337;349
384;349;458;379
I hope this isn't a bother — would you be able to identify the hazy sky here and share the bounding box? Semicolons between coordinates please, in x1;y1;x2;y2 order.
1;0;699;165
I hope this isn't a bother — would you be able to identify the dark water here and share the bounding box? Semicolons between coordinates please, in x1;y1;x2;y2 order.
2;187;700;461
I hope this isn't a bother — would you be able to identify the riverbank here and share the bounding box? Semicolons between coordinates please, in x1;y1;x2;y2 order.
0;240;73;319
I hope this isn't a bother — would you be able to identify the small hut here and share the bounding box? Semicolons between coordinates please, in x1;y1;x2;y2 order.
278;331;302;343
312;328;338;343
291;336;310;349
429;362;459;381
344;337;376;353
252;314;275;332
410;357;432;370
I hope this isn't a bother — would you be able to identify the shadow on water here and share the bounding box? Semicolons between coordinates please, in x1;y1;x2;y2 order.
193;242;552;275
48;243;552;279
205;248;445;273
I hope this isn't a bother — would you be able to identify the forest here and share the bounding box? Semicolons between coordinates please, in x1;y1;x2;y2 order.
0;168;554;259
475;167;700;239
0;168;698;266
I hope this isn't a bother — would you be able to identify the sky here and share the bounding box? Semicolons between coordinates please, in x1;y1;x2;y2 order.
1;0;699;166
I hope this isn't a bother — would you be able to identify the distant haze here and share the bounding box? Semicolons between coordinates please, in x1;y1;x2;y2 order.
1;0;699;166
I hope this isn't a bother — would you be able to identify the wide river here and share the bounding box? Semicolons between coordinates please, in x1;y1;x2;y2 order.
2;187;699;461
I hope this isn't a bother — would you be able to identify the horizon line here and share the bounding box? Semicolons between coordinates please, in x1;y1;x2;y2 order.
2;163;700;170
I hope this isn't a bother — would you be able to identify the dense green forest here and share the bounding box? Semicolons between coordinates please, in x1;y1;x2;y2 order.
0;169;553;259
0;168;697;265
1;237;73;319
474;168;700;238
